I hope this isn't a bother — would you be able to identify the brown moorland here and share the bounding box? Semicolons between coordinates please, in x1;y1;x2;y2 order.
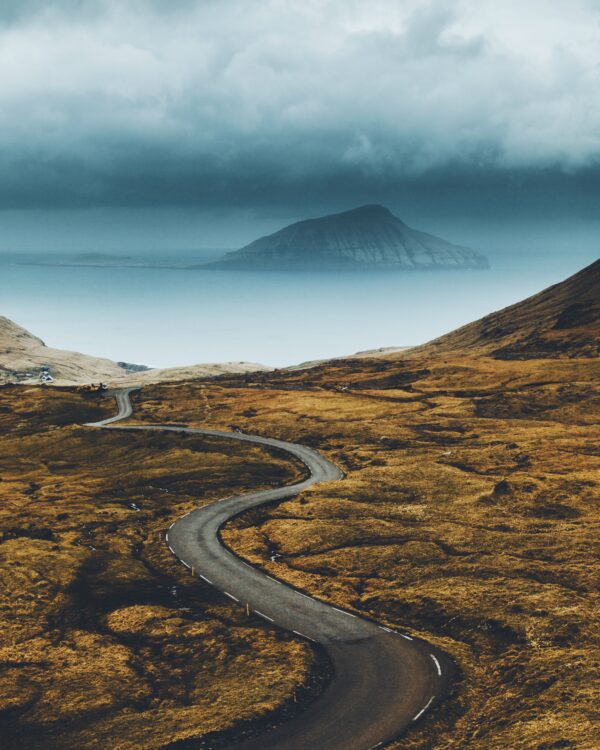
0;387;329;750
127;260;599;749
1;259;599;749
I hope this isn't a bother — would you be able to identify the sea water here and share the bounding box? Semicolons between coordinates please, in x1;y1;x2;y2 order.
0;251;594;369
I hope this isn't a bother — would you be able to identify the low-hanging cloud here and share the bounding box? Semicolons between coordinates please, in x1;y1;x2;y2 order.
0;0;599;208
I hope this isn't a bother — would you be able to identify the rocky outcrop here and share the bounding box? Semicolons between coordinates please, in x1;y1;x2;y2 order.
201;205;488;271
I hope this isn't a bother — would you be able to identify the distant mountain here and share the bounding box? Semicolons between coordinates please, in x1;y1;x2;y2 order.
0;317;272;386
200;205;488;271
414;258;600;359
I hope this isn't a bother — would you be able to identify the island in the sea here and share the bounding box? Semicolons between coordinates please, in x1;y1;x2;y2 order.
198;204;489;271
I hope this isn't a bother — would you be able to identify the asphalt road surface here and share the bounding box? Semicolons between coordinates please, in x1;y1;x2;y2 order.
86;389;452;750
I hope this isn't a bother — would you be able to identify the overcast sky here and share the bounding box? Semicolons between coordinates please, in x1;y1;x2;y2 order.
0;0;599;247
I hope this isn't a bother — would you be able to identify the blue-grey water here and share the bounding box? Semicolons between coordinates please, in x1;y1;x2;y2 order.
0;251;595;369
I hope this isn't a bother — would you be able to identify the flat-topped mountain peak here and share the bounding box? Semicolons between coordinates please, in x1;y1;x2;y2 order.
320;204;394;219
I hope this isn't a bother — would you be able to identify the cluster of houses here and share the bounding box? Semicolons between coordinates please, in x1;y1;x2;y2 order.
40;367;54;383
11;368;110;389
13;367;54;383
39;367;54;384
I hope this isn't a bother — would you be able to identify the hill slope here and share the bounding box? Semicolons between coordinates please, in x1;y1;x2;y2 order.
410;258;600;359
110;361;272;387
0;317;271;386
201;205;488;271
0;316;127;385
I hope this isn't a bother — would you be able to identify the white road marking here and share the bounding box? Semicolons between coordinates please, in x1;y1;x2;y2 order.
224;591;239;602
430;654;442;676
199;575;213;585
255;610;274;623
165;533;169;542
182;560;191;569
167;545;175;554
292;629;311;639
412;695;435;722
332;606;356;618
368;743;384;750
399;634;413;640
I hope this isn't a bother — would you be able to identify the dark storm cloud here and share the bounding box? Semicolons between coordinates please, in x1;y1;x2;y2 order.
0;0;599;209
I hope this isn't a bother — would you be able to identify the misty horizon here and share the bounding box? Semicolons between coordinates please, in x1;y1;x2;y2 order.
1;254;594;370
1;207;598;262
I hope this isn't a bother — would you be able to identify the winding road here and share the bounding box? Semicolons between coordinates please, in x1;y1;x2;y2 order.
86;388;451;750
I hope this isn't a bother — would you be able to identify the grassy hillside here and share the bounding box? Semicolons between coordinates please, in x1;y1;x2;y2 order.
133;351;598;750
0;316;125;385
1;261;598;749
410;258;599;359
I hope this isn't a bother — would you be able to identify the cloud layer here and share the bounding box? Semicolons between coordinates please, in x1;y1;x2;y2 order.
1;0;599;207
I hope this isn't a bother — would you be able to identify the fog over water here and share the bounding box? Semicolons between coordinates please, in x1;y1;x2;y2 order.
0;237;595;368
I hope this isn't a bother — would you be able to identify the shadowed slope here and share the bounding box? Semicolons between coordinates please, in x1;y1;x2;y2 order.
411;258;599;359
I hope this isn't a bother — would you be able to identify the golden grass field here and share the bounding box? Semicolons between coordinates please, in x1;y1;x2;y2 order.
128;352;599;750
0;386;329;750
1;261;598;749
